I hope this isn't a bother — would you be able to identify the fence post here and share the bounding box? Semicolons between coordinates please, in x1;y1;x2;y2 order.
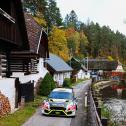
85;92;88;107
94;97;99;107
101;118;108;126
96;107;101;119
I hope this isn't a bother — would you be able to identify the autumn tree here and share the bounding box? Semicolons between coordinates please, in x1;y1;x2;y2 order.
65;28;77;55
49;26;69;61
79;31;89;58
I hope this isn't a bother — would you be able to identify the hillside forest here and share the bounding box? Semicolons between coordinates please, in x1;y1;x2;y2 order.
23;0;126;64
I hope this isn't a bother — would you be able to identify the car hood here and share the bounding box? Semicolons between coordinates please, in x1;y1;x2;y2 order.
48;98;72;107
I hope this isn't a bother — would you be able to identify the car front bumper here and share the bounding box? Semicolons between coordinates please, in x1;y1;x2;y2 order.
41;109;76;117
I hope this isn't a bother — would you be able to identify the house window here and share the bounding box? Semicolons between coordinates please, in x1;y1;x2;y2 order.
85;72;87;75
64;73;66;78
54;74;57;81
0;53;6;77
59;73;62;80
30;59;38;73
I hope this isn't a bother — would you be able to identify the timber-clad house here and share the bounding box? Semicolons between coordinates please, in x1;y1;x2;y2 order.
0;0;49;113
11;13;49;77
0;0;29;77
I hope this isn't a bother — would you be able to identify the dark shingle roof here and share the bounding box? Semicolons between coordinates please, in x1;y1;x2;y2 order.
24;13;41;53
45;54;73;72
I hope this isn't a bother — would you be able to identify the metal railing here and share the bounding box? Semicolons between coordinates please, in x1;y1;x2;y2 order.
88;89;103;126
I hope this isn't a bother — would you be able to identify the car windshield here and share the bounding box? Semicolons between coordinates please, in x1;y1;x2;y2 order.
49;91;73;99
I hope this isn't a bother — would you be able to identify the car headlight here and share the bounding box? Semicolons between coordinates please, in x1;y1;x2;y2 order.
42;102;50;110
67;105;76;111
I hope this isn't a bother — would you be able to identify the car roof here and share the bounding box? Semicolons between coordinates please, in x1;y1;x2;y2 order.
52;88;73;93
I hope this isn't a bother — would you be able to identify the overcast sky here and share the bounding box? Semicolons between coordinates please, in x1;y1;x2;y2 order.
56;0;126;35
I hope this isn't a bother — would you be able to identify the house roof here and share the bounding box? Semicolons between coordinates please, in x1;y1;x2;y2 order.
11;13;49;58
82;58;109;62
82;58;118;70
45;54;73;72
24;13;42;53
24;13;49;58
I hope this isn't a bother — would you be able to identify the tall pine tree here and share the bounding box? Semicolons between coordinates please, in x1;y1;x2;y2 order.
45;0;62;31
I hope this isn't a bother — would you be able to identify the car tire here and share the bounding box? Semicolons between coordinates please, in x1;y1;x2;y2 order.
76;105;78;110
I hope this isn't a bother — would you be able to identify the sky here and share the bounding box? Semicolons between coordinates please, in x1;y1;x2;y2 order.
56;0;126;35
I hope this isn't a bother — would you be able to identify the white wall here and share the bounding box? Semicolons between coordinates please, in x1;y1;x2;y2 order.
12;58;48;87
0;78;16;112
53;72;71;86
77;70;85;79
77;70;90;79
37;58;48;77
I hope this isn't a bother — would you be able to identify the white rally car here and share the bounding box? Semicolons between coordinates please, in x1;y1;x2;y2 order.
41;88;77;117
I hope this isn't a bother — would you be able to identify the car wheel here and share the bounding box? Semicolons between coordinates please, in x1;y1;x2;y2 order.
76;105;77;110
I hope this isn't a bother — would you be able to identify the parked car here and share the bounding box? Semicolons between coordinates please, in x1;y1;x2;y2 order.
41;88;77;117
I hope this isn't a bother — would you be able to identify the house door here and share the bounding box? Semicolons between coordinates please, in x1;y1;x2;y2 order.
20;81;34;102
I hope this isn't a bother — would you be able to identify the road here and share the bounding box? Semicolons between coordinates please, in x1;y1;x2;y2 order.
22;80;91;126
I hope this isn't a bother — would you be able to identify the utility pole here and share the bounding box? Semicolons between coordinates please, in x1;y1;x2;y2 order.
87;56;88;71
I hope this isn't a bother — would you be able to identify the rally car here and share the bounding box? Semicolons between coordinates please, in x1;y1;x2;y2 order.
41;88;77;117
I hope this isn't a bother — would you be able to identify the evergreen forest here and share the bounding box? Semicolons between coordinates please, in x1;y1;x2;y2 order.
23;0;126;64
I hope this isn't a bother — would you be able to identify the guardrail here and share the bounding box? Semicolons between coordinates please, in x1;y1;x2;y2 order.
87;87;108;126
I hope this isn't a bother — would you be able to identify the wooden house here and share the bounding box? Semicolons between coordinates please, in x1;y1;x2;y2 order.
0;0;30;113
0;0;29;78
82;58;118;80
69;57;90;81
11;14;49;101
11;13;49;81
0;0;49;113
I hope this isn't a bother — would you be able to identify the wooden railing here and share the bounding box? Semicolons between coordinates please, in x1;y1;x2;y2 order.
10;59;38;74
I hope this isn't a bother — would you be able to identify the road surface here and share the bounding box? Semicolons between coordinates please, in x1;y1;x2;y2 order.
22;80;91;126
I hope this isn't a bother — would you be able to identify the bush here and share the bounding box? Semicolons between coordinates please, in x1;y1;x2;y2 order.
63;78;71;88
39;73;56;96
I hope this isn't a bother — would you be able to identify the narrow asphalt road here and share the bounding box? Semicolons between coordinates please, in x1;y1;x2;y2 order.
22;80;91;126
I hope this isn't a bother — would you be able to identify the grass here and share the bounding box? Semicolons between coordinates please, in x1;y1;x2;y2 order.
0;95;46;126
101;105;111;119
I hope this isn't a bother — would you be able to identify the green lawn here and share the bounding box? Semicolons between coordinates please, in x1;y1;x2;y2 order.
0;96;46;126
